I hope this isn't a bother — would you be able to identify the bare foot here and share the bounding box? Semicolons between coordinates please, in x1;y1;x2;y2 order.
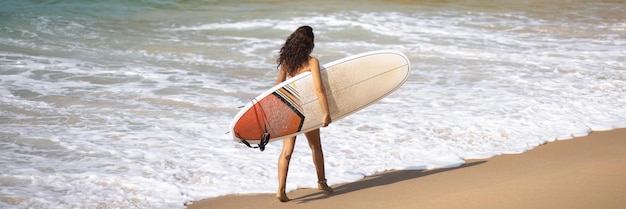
318;179;334;193
276;192;290;202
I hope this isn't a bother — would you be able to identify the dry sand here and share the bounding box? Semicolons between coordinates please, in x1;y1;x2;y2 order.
187;128;626;209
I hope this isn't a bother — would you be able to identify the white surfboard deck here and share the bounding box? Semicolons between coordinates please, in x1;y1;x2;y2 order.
230;50;411;146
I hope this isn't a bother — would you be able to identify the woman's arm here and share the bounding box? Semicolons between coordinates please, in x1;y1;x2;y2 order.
276;64;288;85
309;57;331;127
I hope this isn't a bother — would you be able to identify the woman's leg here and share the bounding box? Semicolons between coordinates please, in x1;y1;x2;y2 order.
304;129;333;193
277;136;296;202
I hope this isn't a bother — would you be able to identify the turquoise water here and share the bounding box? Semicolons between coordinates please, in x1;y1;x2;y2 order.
1;0;625;208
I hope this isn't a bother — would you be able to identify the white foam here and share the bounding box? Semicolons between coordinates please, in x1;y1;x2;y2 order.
1;1;626;208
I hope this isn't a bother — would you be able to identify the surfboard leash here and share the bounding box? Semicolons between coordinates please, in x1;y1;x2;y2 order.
236;98;271;151
236;132;270;152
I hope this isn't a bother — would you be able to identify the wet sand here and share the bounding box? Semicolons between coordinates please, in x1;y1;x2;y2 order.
187;128;626;209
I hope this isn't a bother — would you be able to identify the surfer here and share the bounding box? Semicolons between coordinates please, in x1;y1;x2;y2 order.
275;25;334;202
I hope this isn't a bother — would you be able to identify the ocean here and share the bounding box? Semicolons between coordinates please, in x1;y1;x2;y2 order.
1;0;624;208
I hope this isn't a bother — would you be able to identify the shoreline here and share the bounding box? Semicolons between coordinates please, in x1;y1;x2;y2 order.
187;128;626;209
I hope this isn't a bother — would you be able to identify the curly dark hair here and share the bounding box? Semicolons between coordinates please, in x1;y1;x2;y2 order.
276;26;315;77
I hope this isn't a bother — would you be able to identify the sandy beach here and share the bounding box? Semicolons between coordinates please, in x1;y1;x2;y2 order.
187;128;626;209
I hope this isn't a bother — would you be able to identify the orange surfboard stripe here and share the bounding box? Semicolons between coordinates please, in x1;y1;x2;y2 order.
233;89;304;141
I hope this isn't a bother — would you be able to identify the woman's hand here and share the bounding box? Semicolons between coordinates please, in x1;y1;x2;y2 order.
322;114;331;127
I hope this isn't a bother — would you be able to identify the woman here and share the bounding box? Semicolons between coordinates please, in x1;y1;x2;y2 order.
275;26;333;202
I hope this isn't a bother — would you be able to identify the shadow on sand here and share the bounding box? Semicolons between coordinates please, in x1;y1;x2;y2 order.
291;161;486;203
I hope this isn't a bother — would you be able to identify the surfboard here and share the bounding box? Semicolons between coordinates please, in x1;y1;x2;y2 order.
230;50;411;149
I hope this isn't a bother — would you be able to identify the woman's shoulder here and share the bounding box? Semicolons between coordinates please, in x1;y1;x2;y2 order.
308;56;319;65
